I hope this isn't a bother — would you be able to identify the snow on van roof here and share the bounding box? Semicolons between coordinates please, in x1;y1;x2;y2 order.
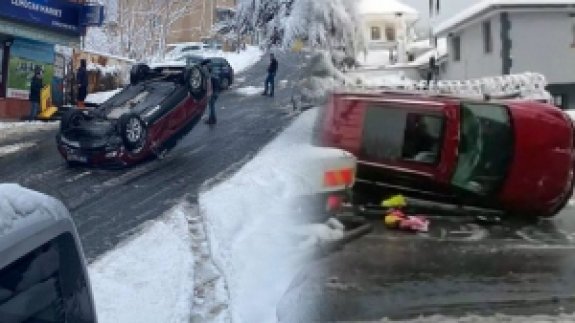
434;0;575;35
357;0;418;17
0;184;68;236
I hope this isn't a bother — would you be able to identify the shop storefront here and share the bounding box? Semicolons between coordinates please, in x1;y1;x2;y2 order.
0;0;104;119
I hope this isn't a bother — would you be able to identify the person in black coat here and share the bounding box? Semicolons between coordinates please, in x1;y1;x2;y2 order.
262;53;278;97
206;65;220;125
28;66;43;121
76;59;89;108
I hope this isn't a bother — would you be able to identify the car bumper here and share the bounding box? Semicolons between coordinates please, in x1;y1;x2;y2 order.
56;135;128;167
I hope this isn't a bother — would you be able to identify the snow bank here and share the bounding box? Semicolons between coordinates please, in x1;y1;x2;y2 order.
89;206;194;323
212;46;264;73
564;110;575;122
200;109;323;323
0;142;36;157
0;121;58;141
235;86;265;96
85;88;122;105
0;184;68;236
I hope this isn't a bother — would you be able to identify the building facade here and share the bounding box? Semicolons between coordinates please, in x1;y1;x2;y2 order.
168;0;237;44
434;1;575;109
0;0;103;119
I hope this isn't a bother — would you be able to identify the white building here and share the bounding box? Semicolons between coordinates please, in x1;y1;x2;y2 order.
357;0;419;65
434;0;575;109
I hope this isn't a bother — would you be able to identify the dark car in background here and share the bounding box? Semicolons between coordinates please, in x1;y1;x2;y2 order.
174;55;234;90
56;62;211;167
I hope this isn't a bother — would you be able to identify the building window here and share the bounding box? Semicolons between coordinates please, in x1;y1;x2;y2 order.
483;20;492;53
385;26;396;41
371;27;381;40
452;35;461;61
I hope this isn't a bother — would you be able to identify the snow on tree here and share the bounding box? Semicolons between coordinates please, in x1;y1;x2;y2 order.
236;0;365;57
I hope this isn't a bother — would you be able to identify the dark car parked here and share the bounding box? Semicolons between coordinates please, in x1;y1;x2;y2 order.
175;55;234;90
56;62;211;167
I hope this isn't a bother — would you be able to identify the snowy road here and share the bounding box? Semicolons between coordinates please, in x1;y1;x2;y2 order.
0;51;307;261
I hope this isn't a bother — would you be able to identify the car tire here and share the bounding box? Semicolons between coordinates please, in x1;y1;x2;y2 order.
220;77;230;90
60;110;86;133
130;63;150;85
186;66;207;100
118;113;147;152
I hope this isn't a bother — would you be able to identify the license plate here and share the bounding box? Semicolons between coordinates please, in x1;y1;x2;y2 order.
67;151;87;163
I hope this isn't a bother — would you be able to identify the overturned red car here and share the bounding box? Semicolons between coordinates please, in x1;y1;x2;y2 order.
57;62;211;167
316;90;575;218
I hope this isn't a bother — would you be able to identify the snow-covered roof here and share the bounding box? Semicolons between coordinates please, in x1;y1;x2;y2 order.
435;0;575;35
81;48;135;63
357;0;419;18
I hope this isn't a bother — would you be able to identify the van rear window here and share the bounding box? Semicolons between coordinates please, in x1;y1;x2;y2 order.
0;233;95;322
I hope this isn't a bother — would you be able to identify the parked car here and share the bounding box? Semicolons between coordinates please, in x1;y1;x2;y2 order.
169;55;234;90
0;184;97;322
56;62;211;167
316;90;575;218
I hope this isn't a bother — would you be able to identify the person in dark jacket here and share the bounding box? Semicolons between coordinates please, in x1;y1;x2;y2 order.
28;66;43;121
206;65;220;125
262;53;278;97
76;59;89;108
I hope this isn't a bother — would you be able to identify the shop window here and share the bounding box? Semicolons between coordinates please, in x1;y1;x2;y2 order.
371;27;381;40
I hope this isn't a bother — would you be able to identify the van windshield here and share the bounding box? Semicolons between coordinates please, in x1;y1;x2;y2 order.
451;103;513;195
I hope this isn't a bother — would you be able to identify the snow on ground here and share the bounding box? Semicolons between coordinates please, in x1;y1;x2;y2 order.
85;88;122;105
0;142;36;157
235;86;265;96
0;121;58;141
200;108;326;323
89;205;195;323
210;46;264;74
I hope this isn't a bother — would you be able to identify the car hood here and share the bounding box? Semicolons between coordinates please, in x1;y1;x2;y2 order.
499;101;574;215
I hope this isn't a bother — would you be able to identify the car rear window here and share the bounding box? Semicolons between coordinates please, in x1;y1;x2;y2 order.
360;105;445;165
0;233;94;322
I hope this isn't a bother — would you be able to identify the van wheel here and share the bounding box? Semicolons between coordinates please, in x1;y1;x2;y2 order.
118;113;147;152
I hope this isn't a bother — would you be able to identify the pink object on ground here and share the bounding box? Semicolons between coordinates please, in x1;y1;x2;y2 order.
398;216;430;232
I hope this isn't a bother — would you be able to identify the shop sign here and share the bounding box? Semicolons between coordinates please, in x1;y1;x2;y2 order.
0;0;83;35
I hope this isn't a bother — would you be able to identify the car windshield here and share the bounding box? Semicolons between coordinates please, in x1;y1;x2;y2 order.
451;103;513;195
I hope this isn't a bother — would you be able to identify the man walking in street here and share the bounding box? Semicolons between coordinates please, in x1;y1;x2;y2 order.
262;53;278;97
28;66;43;121
76;59;89;108
206;65;220;125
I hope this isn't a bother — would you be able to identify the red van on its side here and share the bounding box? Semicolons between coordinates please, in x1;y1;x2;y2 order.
316;90;575;218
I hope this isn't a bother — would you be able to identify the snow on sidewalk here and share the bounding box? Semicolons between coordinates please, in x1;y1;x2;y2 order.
210;46;264;74
0;142;36;157
200;108;323;323
0;121;57;141
85;88;122;105
235;86;265;96
89;205;195;323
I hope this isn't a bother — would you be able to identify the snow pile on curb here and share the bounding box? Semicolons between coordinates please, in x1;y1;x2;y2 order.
0;121;58;141
213;46;264;73
89;205;195;323
0;142;36;157
0;184;68;236
235;86;265;96
85;88;122;105
200;109;323;323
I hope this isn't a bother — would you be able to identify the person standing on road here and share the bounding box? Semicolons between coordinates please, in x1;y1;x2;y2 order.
76;59;89;108
206;65;220;125
262;53;278;97
28;66;43;121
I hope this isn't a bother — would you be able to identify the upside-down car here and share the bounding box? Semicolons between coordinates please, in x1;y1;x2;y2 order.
57;62;211;167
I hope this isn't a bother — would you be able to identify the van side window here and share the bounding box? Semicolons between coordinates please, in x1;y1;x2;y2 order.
361;105;444;164
0;233;95;322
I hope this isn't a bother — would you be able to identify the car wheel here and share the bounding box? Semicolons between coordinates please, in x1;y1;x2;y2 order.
118;113;147;152
220;77;230;90
186;66;207;100
130;63;150;85
60;110;86;133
